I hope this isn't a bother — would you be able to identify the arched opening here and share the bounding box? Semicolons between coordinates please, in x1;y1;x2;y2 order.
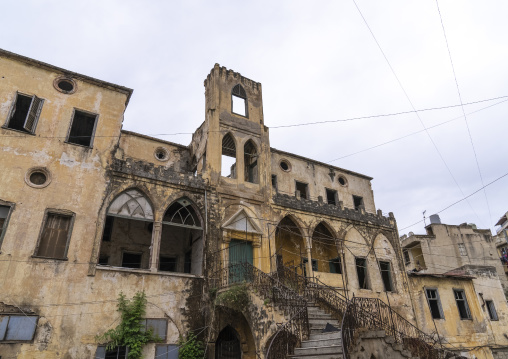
222;133;236;179
232;84;248;117
244;140;258;184
160;197;203;275
215;325;242;359
275;216;307;276
99;189;154;269
311;223;341;274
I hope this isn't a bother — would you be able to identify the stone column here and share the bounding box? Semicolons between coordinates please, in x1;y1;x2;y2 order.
305;237;314;279
150;222;162;272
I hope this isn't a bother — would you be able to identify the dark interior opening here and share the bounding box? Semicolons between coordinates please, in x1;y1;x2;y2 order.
68;110;96;147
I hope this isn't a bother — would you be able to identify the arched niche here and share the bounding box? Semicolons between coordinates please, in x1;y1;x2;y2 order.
222;133;237;178
311;222;342;275
274;216;308;276
160;197;203;275
244;140;258;184
98;188;154;269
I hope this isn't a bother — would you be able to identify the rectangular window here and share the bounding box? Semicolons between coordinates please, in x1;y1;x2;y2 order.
67;109;98;147
454;289;472;320
355;257;369;289
159;256;177;272
458;243;467;256
156;344;179;359
353;195;364;210
326;188;337;205
4;92;43;134
0;204;13;249
425;288;444;319
295;181;308;200
271;175;277;191
486;300;498;321
0;315;38;341
329;257;342;274
35;212;73;259
379;261;394;292
141;318;168;341
232;96;247;117
122;252;142;269
95;346;128;359
403;250;411;265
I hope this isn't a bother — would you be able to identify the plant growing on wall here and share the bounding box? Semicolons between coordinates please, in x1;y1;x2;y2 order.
214;283;250;311
178;331;204;359
96;291;160;359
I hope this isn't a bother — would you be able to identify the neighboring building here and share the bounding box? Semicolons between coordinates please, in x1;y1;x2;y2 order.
494;212;508;280
0;49;416;358
402;218;508;358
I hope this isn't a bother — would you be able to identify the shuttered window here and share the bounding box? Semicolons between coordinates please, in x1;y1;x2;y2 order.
5;92;44;134
36;213;73;259
0;205;12;249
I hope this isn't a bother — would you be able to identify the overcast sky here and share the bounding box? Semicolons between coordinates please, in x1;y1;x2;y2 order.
2;0;507;235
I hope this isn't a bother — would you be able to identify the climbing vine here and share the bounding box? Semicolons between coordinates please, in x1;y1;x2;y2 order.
214;283;250;311
178;331;205;359
96;291;161;359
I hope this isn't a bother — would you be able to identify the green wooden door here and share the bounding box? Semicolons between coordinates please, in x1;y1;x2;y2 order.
229;239;253;283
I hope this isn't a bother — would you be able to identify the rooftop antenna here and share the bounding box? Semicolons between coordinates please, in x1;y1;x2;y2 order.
423;210;427;227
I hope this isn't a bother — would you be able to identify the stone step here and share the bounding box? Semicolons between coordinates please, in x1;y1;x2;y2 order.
301;337;341;348
289;355;343;359
308;313;334;320
294;345;343;356
309;331;341;341
309;319;340;327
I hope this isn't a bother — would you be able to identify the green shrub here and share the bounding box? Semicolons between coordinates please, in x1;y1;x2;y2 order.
178;331;204;359
214;283;250;311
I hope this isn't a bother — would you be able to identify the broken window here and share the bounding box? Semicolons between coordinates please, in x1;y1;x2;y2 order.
244;140;258;183
0;315;39;341
232;84;247;117
486;300;498;321
67;109;98;147
221;133;236;178
95;346;128;359
161;198;203;275
0;204;12;249
356;257;369;289
4;92;44;134
379;261;394;292
329;257;342;274
454;289;471;320
156;344;179;359
425;288;444;319
326;188;337;205
271;175;277;191
403;250;411;265
353;195;364;210
295;181;308;199
458;243;467;256
99;189;154;270
35;212;74;259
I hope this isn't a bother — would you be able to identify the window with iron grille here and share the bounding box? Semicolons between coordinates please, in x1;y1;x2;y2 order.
425;288;444;319
4;92;44;134
35;211;74;259
454;289;472;320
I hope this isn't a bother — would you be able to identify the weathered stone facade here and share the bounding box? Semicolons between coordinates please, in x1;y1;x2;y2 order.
0;50;413;358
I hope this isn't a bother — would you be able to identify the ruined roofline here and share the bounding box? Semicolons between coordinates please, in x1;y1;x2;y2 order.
426;222;492;235
0;48;133;106
270;147;373;181
204;63;261;91
121;130;189;150
407;272;475;280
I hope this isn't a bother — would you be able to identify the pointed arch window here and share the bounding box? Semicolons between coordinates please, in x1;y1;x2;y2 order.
99;189;154;269
222;133;236;179
232;84;248;117
160;198;203;275
311;223;341;274
244;140;258;183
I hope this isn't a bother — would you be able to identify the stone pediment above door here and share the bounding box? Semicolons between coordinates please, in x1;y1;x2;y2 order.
222;208;262;234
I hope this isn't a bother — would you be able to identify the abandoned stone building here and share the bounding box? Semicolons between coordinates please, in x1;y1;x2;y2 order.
0;48;493;359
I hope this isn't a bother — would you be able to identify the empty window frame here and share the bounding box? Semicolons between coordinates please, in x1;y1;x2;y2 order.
159;256;177;272
0;204;13;249
458;243;467;256
0;315;39;341
156;344;179;359
121;252;142;269
326;188;338;205
353;195;364;210
379;261;394;292
244;140;258;183
4;92;43;134
329;257;342;274
66;109;98;147
95;346;128;359
302;257;318;276
425;288;444;319
403;250;411;265
355;257;369;289
231;84;248;117
295;181;309;200
271;175;277;191
221;133;236;178
34;211;74;259
454;289;472;320
486;300;498;321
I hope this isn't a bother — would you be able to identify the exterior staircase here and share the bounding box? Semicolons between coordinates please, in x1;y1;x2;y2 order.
289;302;343;359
